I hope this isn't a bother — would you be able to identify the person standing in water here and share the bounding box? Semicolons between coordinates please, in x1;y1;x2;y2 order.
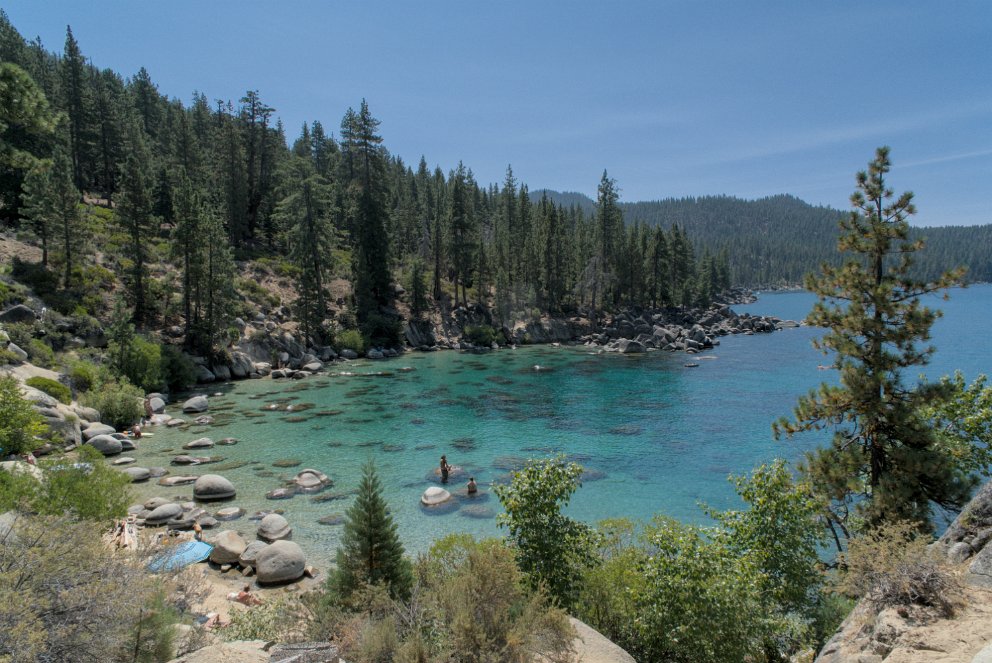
440;455;450;483
467;477;478;494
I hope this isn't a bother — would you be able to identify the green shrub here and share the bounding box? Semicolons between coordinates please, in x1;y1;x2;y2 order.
34;446;131;521
26;338;55;367
338;329;365;355
463;324;497;347
67;358;107;393
0;347;21;365
0;375;45;457
25;376;71;404
81;377;143;430
10;256;58;297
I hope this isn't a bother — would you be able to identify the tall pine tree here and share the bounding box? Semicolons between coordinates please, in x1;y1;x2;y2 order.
774;147;971;540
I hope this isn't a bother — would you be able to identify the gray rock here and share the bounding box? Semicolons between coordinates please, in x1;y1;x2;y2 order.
215;506;245;521
367;349;384;360
194;415;214;425
182;396;209;413
158;475;198;486
112;456;136;465
193;474;236;501
239;540;269;568
86;434;123;456
123;467;151;482
194;365;216;383
144;497;171;510
183;437;214;450
340;349;358;360
145;503;183;525
293;468;330;491
256;513;292;541
209;530;248;565
0;304;36;324
5;342;28;362
72;405;101;422
255;540;306;584
211;364;231;381
166;418;186;427
302;361;323;372
82;421;117;442
197;516;218;529
148;397;166;413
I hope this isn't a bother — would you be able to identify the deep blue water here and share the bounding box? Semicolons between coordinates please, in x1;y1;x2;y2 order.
131;285;992;562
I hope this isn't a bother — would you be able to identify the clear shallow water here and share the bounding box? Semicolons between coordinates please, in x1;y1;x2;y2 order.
131;285;992;564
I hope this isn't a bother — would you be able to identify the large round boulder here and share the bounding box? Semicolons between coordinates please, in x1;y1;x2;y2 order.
86;434;123;456
148;396;166;413
182;395;209;413
421;486;452;506
256;513;292;541
193;474;236;501
255;540;306;584
239;540;269;569
209;530;248;565
144;502;183;525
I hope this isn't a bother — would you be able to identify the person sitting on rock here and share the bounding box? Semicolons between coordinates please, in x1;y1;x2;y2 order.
467;477;478;495
440;455;451;483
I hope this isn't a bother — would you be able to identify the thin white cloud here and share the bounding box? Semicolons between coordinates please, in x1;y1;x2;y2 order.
689;99;992;168
900;148;992;168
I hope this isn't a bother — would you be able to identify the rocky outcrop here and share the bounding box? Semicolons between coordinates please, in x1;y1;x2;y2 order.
816;480;992;662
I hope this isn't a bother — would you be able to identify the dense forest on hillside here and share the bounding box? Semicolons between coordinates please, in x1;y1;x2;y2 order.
1;11;988;357
541;191;992;286
0;13;734;352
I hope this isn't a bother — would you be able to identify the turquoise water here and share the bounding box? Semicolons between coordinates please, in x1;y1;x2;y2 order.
131;285;992;564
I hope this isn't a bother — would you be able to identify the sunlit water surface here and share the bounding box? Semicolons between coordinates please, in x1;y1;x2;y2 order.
130;285;992;564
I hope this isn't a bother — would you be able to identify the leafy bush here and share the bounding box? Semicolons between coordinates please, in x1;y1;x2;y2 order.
837;520;960;616
0;446;131;521
0;375;45;456
81;377;143;430
0;347;22;365
67;358;108;393
337;329;365;355
463;324;497;347
10;256;58;298
225;598;308;643
26;338;54;367
25;376;71;404
0;280;24;307
494;454;599;609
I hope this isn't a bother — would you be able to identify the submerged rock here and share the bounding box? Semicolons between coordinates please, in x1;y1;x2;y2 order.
256;513;292;542
421;486;452;506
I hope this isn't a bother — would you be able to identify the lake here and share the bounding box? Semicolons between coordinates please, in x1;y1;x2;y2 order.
130;284;992;563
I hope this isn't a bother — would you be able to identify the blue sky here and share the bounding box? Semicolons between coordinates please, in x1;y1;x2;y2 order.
4;1;990;226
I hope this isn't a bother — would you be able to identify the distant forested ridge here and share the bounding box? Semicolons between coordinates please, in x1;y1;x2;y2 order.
537;192;992;286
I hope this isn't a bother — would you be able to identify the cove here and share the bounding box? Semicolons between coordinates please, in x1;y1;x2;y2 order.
130;285;992;564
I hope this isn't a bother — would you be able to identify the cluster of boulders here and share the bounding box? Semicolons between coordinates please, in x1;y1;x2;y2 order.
581;305;797;354
206;520;312;584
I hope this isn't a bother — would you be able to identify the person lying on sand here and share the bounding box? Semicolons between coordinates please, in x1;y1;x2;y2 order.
227;584;263;606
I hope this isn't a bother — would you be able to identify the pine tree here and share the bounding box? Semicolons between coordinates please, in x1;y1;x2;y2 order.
333;460;412;600
62;26;89;189
50;147;78;287
274;155;337;344
116;120;156;325
408;258;428;320
20;161;55;266
774;147;971;540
